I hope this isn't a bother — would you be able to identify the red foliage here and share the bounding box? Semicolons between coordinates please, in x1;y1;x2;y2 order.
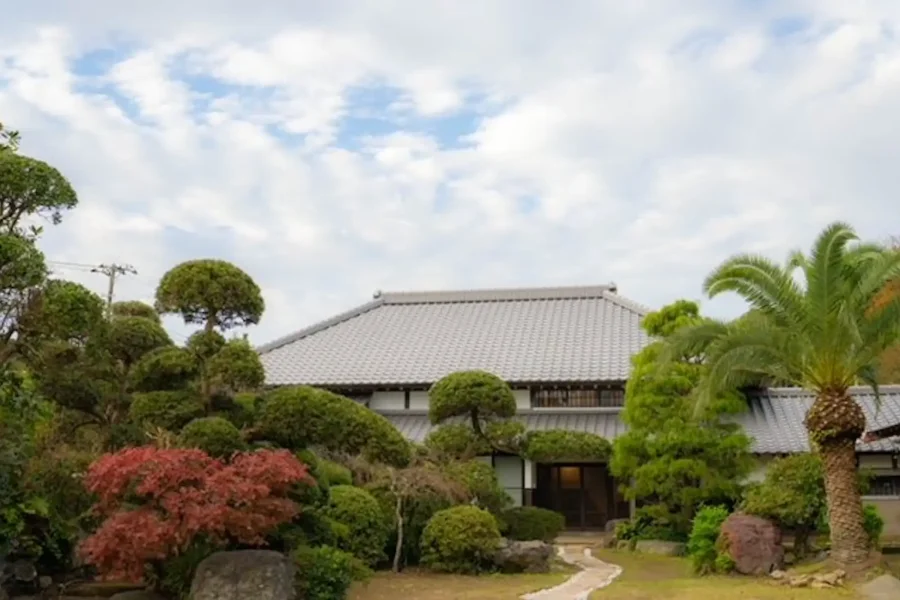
78;447;310;582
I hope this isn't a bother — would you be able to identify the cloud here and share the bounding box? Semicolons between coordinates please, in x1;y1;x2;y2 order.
2;1;900;344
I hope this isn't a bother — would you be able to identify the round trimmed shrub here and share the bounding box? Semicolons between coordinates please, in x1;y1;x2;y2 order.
502;506;565;542
129;390;204;431
320;459;352;487
420;505;501;574
443;460;511;515
294;545;370;600
325;485;391;567
129;346;199;392
428;370;516;426
178;417;246;457
258;386;411;466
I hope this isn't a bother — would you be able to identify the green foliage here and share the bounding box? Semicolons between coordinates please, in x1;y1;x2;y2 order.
522;430;611;462
642;300;701;338
615;506;690;543
501;506;565;542
0;120;20;152
611;301;753;540
687;505;731;575
320;459;353;487
325;485;390;567
155;259;265;331
186;329;226;361
35;279;105;343
442;460;511;515
0;151;78;236
101;315;172;366
293;545;371;600
178;417;246;457
424;423;490;459
428;371;516;433
156;538;216;600
0;234;47;353
206;338;265;391
129;346;199;392
258;386;411;467
714;553;736;573
111;300;161;323
130;390;205;431
420;505;501;574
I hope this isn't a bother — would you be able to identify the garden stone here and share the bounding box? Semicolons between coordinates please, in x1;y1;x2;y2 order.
769;569;786;580
633;540;685;556
38;577;52;589
190;550;295;600
814;569;846;587
493;539;553;573
604;518;629;533
9;561;35;583
717;513;784;575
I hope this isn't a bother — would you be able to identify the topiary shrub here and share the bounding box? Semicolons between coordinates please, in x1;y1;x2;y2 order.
424;423;490;459
420;505;501;574
325;485;391;567
522;430;611;462
320;459;353;487
501;506;565;542
443;460;511;515
129;390;205;431
293;545;371;600
258;387;411;467
178;417;246;458
428;371;516;433
687;505;731;575
129;346;199;392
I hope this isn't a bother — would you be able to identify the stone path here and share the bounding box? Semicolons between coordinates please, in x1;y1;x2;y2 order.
521;546;622;600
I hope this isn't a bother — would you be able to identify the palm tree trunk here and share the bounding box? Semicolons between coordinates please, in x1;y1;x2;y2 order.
819;437;870;565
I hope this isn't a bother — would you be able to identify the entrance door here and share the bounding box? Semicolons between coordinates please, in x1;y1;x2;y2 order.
536;464;611;529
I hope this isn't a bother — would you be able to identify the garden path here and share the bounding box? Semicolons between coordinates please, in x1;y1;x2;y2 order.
521;546;621;600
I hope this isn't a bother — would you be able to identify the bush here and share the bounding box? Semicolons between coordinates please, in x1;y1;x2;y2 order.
428;370;516;427
687;505;730;575
421;505;501;574
129;390;204;431
258;387;411;467
78;447;311;581
178;417;246;457
502;507;565;542
522;430;611;462
156;538;217;600
320;459;353;487
129;346;199;392
443;460;511;515
325;485;390;567
294;545;370;600
424;423;490;459
615;506;686;543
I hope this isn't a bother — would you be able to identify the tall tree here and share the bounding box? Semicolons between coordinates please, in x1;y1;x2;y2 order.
665;222;900;565
0;151;78;238
155;260;264;332
611;300;752;539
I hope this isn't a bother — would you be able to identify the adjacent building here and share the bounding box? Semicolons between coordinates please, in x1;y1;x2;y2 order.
258;284;900;534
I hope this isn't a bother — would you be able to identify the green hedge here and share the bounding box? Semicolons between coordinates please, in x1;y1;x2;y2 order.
421;505;501;574
129;390;204;431
522;430;611;462
502;506;565;542
178;417;246;457
258;387;410;466
325;485;391;567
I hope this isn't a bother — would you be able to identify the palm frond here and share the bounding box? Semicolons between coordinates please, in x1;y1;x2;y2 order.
805;222;858;332
659;318;730;363
703;254;807;330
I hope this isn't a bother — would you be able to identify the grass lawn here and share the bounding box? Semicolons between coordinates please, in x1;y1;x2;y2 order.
588;550;858;600
348;569;572;600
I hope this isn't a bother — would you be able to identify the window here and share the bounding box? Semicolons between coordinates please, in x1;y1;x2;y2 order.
531;387;624;408
868;475;900;497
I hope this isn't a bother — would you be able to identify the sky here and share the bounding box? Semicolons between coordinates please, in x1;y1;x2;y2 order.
2;1;900;345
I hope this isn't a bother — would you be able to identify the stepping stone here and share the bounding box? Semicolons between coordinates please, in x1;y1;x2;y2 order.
522;546;621;600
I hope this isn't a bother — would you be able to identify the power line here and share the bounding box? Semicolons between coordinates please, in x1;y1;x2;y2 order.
91;263;138;317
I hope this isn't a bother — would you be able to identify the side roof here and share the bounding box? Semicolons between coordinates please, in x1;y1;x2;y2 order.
259;284;651;387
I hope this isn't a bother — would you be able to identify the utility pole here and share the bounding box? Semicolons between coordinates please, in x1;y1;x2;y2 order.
91;263;137;317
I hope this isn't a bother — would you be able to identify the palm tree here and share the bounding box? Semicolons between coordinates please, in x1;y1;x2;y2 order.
666;222;900;565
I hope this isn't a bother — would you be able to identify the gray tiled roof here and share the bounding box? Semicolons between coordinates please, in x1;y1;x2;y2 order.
738;386;900;454
259;284;650;386
381;410;628;444
379;386;900;454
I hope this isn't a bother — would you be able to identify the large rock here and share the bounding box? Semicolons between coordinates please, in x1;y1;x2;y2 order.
493;539;553;573
190;550;295;600
633;540;685;556
717;513;784;575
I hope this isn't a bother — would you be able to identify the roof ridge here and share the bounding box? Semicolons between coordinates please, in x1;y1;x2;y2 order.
256;297;384;354
762;385;900;395
378;283;642;306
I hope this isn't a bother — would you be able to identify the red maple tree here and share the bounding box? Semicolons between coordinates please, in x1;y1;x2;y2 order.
78;447;311;581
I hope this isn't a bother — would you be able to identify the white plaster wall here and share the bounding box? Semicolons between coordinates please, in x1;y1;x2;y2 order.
370;391;405;411
514;389;531;410
409;391;429;410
